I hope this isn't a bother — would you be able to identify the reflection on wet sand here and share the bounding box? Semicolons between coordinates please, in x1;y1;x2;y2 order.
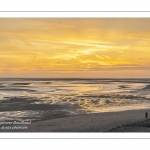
0;78;150;121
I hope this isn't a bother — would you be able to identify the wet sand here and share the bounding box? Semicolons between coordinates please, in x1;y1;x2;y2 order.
109;118;150;132
0;108;149;132
27;109;150;132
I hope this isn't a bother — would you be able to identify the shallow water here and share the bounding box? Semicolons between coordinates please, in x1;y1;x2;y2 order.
0;78;150;121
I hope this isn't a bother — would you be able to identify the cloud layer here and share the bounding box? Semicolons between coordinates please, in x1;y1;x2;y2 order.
0;18;150;78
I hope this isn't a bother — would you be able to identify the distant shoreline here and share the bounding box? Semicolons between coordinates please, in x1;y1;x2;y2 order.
1;78;150;80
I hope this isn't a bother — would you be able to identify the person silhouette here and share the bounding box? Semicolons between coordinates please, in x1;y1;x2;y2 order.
145;112;148;119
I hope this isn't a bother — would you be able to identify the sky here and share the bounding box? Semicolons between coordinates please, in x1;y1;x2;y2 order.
0;18;150;78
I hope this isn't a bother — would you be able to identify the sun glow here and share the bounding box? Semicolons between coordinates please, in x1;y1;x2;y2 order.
0;18;150;78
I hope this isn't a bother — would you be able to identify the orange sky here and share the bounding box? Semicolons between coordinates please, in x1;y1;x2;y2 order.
0;18;150;78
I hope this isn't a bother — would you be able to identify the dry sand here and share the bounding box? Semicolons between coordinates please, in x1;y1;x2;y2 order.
1;108;149;132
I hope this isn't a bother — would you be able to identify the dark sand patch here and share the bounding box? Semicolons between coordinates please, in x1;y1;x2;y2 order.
142;84;150;90
0;97;80;122
109;119;150;132
0;88;36;92
0;86;6;88
119;85;129;89
40;82;51;84
12;83;31;85
77;94;147;100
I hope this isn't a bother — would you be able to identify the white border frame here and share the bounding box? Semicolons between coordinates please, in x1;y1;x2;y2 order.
0;11;150;139
0;12;150;18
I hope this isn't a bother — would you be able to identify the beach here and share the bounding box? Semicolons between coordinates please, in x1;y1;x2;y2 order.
0;108;149;132
25;108;150;132
0;78;150;132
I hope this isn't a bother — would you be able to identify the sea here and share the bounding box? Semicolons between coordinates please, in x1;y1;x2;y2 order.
0;78;150;121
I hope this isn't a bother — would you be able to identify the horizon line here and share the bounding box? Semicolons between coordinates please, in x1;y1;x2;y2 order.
0;77;150;79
